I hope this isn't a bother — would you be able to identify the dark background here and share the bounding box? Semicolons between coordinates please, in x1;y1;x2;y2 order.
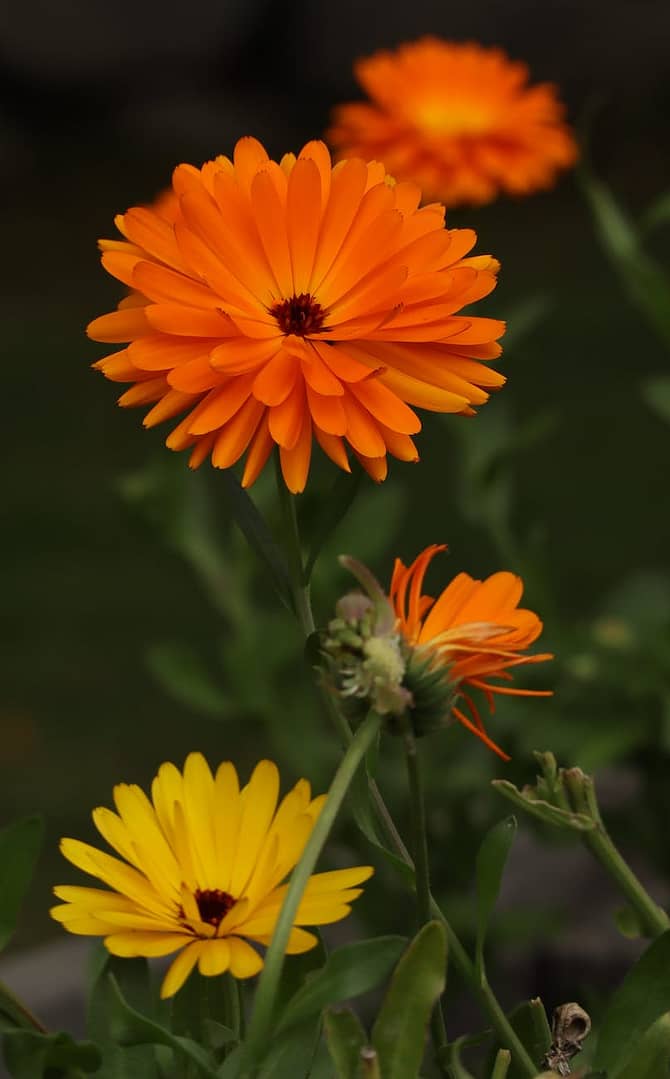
1;0;670;1044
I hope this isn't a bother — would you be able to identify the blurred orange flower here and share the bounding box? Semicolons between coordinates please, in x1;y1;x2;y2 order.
390;545;552;758
88;136;505;493
329;39;577;207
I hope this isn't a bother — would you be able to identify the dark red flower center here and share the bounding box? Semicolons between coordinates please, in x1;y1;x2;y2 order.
194;888;236;928
270;293;326;336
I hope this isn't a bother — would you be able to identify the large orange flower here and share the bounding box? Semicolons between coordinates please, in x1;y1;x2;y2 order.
390;545;552;758
88;136;505;493
328;39;577;207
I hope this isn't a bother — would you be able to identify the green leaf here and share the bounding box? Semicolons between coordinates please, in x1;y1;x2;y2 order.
219;471;292;610
617;1013;670;1079
304;469;362;582
640;188;670;234
87;955;160;1078
0;816;44;953
580;168;670;351
277;936;406;1033
324;1008;368;1079
475;817;517;973
594;929;670;1076
146;642;231;718
495;999;552;1079
2;1030;101;1077
641;375;670;426
372;921;447;1079
107;974;219;1078
492;781;595;832
347;765;415;886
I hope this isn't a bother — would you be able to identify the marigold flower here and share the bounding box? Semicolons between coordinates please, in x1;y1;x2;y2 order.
390;545;553;758
328;39;577;207
51;753;372;997
88;136;505;492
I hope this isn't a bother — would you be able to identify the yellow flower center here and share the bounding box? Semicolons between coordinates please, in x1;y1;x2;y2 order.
414;97;493;137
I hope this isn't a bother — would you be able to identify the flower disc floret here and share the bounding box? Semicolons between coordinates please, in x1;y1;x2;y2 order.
51;753;373;997
88;136;505;492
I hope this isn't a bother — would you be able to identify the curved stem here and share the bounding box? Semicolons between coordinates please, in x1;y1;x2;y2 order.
276;480;537;1077
0;977;47;1033
241;711;382;1075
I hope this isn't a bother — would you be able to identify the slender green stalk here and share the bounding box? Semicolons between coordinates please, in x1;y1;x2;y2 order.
241;710;383;1075
402;724;450;1075
0;977;47;1033
276;489;537;1078
564;769;670;938
491;1048;512;1078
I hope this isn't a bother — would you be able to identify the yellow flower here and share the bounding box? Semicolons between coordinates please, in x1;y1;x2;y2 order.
51;753;372;997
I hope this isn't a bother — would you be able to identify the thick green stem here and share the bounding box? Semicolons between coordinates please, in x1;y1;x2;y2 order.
241;711;383;1075
563;769;670;938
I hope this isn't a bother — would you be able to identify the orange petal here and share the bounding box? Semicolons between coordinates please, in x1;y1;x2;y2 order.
241;413;274;487
279;413;312;493
252;350;300;406
87;307;152;343
187;375;255;435
211;397;265;469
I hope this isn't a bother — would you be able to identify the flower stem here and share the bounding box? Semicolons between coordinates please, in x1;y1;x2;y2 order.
241;710;383;1076
275;484;537;1077
402;724;450;1075
564;768;670;938
0;977;47;1033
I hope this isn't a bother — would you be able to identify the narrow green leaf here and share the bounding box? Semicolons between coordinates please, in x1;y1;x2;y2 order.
347;765;415;885
475;817;517;973
640;188;670;234
0;816;44;952
372;921;447;1079
146;641;231;718
219;471;292;609
277;936;406;1033
641;375;670;426
594;929;670;1076
107;974;219;1078
580;168;670;351
255;1017;322;1079
324;1008;368;1079
492;781;595;831
2;1030;101;1077
87;954;159;1078
618;1013;670;1079
304;470;362;582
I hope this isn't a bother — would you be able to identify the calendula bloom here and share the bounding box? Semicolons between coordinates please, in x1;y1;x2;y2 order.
88;136;505;493
51;754;373;997
390;545;553;758
328;39;577;207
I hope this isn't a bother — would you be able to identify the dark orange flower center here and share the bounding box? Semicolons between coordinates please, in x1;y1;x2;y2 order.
270;293;326;336
194;888;236;928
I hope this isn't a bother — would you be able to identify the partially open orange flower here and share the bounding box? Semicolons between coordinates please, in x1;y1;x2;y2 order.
390;545;553;758
328;39;577;207
88;136;505;492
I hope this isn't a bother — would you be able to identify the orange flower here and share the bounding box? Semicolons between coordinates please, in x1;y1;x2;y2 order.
328;39;577;207
390;545;552;759
88;136;505;493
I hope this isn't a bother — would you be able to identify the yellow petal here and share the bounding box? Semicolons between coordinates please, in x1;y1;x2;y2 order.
105;931;188;958
161;941;203;998
228;937;264;978
182;753;218;888
197;938;231;977
213;762;240;894
229;761;279;897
